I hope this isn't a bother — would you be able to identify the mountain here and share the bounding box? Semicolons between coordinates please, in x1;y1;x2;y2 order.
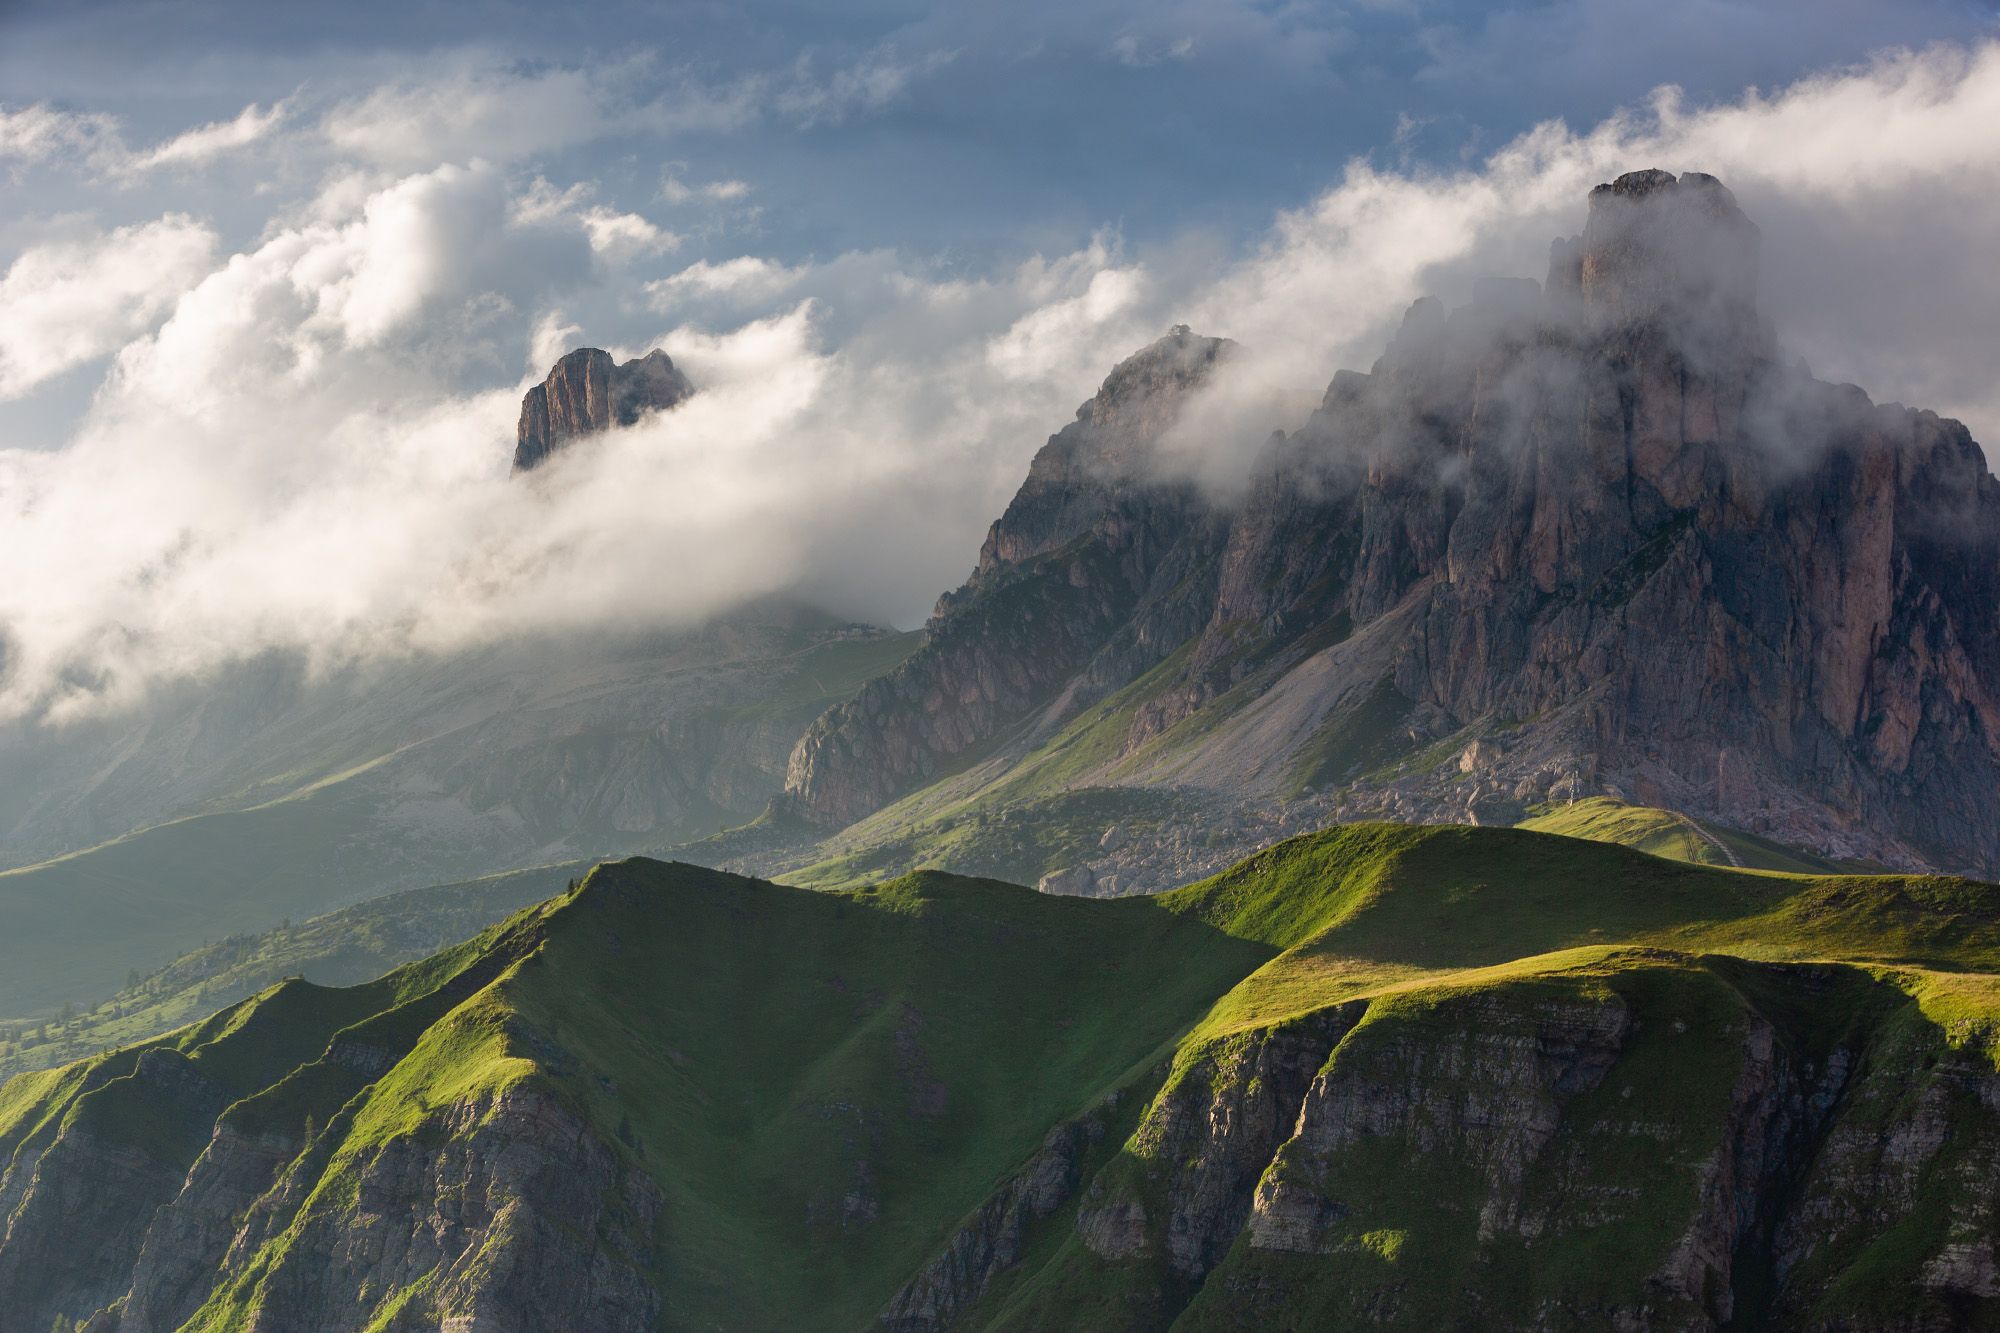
6;827;2000;1329
0;609;918;1017
759;170;2000;892
514;346;694;472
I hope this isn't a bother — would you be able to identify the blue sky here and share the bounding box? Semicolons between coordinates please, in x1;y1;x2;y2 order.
6;0;1995;266
2;0;1999;716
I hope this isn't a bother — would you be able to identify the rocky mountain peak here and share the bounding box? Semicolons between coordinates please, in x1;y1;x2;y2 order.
778;169;2000;878
1549;169;1762;357
1055;325;1234;480
513;346;695;472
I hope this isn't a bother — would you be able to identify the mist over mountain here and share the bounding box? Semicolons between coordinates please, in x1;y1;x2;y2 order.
764;171;2000;886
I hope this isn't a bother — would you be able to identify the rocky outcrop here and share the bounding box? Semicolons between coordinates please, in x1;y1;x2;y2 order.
1082;1005;1364;1280
513;346;693;471
776;172;2000;878
944;956;2000;1330
0;1049;230;1332
195;1083;661;1332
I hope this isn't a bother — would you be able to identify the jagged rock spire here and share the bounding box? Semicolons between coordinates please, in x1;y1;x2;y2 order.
514;347;694;472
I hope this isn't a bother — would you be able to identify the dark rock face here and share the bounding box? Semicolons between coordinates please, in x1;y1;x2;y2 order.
513;346;693;471
780;172;2000;877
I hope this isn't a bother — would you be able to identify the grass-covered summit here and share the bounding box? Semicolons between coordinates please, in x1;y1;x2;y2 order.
5;823;2000;1330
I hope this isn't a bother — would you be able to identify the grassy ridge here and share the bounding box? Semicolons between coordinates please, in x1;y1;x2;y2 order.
0;626;924;1021
9;823;2000;1328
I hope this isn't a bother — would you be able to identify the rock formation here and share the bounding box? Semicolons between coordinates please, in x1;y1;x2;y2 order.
778;171;2000;878
513;346;694;471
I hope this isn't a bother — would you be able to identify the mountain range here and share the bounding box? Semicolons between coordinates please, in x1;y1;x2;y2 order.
4;169;2000;1330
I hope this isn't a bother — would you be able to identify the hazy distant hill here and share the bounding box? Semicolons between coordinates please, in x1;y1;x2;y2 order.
0;610;917;1014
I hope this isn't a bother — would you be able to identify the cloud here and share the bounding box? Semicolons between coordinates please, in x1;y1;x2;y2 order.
123;101;289;173
646;255;804;307
4;39;2000;722
1110;34;1198;67
660;173;753;205
0;100;285;181
773;46;959;126
317;45;957;169
321;62;634;168
0;215;218;400
0;104;121;175
515;179;681;260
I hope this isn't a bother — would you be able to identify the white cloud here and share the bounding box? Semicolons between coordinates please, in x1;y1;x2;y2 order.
774;47;958;126
124;101;289;173
322;63;625;168
515;179;681;260
0;104;121;175
660;173;753;205
0;100;284;181
1110;34;1198;67
4;40;2000;722
646;255;804;305
0;215;217;400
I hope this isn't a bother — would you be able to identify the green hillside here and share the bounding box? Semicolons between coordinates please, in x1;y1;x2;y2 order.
1516;796;1848;874
6;825;2000;1329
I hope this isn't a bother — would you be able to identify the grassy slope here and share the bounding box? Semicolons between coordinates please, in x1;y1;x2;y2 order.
969;825;2000;1329
13;825;2000;1328
1517;795;1846;874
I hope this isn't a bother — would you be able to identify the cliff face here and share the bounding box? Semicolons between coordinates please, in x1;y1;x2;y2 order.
778;171;2000;878
513;346;693;471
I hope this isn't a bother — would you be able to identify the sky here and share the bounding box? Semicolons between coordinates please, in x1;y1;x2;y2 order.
2;0;1999;720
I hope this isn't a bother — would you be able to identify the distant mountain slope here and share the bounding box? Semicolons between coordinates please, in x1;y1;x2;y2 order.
765;171;2000;886
8;827;2000;1328
0;616;918;1015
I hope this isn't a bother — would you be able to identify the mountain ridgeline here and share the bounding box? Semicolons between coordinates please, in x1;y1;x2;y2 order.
778;170;2000;882
6;830;2000;1329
